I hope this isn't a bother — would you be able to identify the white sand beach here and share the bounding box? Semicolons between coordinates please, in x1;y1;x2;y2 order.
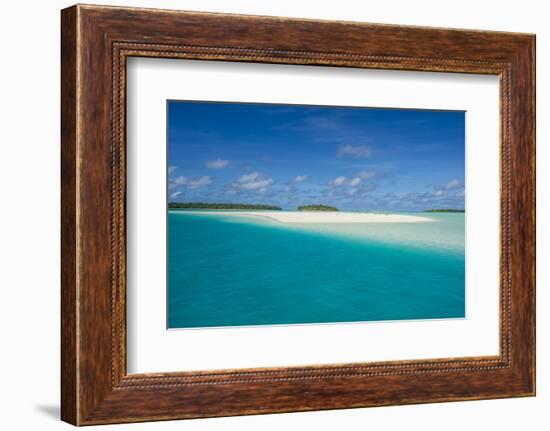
197;211;432;224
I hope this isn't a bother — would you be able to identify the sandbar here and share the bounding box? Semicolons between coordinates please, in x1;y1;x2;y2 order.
186;211;433;224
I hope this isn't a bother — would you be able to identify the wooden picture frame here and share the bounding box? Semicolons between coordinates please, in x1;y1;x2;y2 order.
61;4;535;425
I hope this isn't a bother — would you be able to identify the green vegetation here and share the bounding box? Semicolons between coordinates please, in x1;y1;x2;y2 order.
168;202;282;210
424;209;465;213
297;205;339;212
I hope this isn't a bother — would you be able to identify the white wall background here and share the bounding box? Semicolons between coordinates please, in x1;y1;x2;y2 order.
0;1;546;429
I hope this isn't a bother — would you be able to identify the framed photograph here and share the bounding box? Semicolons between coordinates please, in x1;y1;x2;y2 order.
61;4;535;425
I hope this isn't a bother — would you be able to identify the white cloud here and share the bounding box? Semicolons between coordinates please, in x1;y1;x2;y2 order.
168;166;177;174
173;176;188;186
331;176;347;186
347;188;358;196
358;170;376;179
444;178;463;190
206;159;229;169
188;176;212;189
170;191;182;199
293;175;308;183
349;177;361;187
337;144;373;159
239;178;273;190
233;171;274;191
239;172;261;183
432;178;464;197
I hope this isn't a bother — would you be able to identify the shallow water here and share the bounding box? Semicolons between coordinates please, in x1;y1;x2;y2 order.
167;211;465;328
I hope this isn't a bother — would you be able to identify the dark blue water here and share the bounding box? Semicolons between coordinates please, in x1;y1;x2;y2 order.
168;212;465;328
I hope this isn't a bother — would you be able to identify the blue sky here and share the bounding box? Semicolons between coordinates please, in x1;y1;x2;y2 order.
167;101;465;211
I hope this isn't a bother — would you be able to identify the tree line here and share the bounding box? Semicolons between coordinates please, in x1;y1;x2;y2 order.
168;202;282;210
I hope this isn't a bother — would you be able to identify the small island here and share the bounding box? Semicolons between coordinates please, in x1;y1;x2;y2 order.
424;209;465;213
168;202;282;210
297;204;339;212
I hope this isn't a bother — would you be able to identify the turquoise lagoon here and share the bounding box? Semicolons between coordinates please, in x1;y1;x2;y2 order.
167;211;465;329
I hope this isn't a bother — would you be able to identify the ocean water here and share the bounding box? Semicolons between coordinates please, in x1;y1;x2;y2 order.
167;211;465;329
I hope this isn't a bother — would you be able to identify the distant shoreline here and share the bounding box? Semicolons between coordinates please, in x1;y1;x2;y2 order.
298;204;338;212
168;202;282;210
168;202;466;214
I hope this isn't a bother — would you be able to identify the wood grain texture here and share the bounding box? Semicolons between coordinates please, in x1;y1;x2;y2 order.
61;4;536;425
60;5;78;425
